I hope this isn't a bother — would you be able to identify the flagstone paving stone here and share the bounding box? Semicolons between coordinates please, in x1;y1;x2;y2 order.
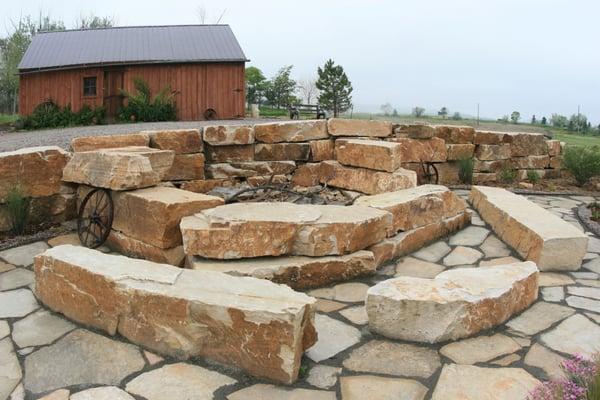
0;241;49;267
70;386;135;400
506;302;575;336
306;314;362;362
565;295;600;313
567;286;600;300
0;261;14;274
12;309;75;348
479;234;512;258
524;344;566;380
340;375;428;400
584;257;600;273
541;314;600;357
227;384;336;400
338;305;368;325
306;365;342;389
448;226;490;246
0;268;34;291
439;334;521;365
411;241;451;262
0;338;22;400
442;246;483;266
0;321;8;339
0;289;39;318
308;282;370;303
538;272;575;287
394;257;445;279
541;287;564;302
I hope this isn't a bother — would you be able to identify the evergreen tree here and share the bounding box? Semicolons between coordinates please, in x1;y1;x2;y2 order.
316;59;353;117
541;116;547;125
392;108;399;117
438;107;448;119
531;114;537;124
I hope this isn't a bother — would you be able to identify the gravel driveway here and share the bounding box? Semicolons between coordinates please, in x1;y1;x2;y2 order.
0;119;267;152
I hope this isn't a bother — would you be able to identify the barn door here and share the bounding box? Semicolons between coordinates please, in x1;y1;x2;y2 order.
103;70;124;121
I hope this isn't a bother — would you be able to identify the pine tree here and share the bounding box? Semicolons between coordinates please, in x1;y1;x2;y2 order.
531;114;537;124
316;59;353;117
541;116;547;125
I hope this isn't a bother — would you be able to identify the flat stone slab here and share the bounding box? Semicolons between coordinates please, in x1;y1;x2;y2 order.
0;268;34;291
470;186;588;270
306;314;361;362
366;262;538;343
306;365;341;389
327;118;392;137
62;146;175;190
23;329;145;394
443;246;483;266
0;241;49;266
308;282;370;303
146;129;203;154
12;309;75;348
480;235;511;258
34;245;317;384
394;257;445;279
524;344;566;380
125;363;235;400
106;230;186;266
71;386;135;400
204;124;254;145
227;384;335;400
0;338;22;400
431;364;539;400
0;289;39;318
565;295;600;313
354;184;467;234
340;375;427;400
254;120;328;143
440;334;521;364
449;226;490;246
412;241;451;262
181;202;392;259
541;314;600;357
71;133;149;152
335;139;403;172
187;250;375;290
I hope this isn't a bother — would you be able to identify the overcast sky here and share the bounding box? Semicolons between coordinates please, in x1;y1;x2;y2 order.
5;0;600;123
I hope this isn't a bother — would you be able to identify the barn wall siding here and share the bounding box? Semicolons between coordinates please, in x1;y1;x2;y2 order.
19;62;245;120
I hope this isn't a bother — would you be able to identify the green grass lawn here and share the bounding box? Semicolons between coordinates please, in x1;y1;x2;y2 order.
0;114;18;125
550;131;600;147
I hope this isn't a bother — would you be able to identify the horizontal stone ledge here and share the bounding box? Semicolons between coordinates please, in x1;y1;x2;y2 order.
206;161;296;179
387;137;447;162
187;250;375;290
145;129;203;154
34;245;317;384
327;118;392;138
335;139;403;172
71;133;150;152
203;124;255;146
106;230;186;266
254;120;328;143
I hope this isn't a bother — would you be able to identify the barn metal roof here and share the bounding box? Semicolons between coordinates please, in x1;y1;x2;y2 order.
18;24;248;73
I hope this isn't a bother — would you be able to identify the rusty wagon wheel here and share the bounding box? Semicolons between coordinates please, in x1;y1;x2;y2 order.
77;188;114;249
419;162;439;185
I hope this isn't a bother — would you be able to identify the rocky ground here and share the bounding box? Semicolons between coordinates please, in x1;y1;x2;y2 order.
0;191;599;400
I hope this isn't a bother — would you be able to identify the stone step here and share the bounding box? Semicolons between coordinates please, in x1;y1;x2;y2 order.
180;202;392;259
366;262;539;343
106;230;186;266
354;185;467;235
469;186;588;270
62;147;175;190
187;250;376;290
335;139;403;172
319;161;417;194
34;245;317;384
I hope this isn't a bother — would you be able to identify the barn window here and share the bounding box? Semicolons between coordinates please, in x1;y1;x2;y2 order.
83;77;97;96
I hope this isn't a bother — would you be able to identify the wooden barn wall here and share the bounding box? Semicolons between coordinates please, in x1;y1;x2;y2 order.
19;62;245;120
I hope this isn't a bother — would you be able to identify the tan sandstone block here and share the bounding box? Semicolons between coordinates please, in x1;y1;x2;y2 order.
106;230;186;266
474;160;510;173
309;139;335;161
187;250;376;290
291;163;322;187
203;125;254;146
547;140;562;156
319;161;416;195
394;124;435;139
354;185;467;235
112;186;224;249
71;133;150;152
206;161;296;179
335;139;403;172
247;175;288;187
146;129;202;154
180;202;392;259
473;172;497;184
511;155;549;170
436;162;460;184
446;144;475;160
475;144;511;160
366;262;539;342
327;118;392;138
474;131;509;145
387;137;447;162
34;245;317;384
255;143;310;161
506;132;547;157
434;125;475;144
205;144;254;163
254;120;328;143
0;146;70;201
549;156;561;169
163;153;205;181
470;186;588;270
179;179;237;194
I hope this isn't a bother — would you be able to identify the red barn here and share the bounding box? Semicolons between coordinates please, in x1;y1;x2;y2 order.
18;25;248;121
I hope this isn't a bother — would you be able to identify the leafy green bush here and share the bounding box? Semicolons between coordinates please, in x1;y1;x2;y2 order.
19;101;104;130
457;157;474;184
118;78;177;122
562;145;600;186
499;166;517;183
6;186;29;234
527;169;540;184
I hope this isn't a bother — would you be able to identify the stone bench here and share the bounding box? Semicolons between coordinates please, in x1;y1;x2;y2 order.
366;262;539;343
469;186;588;270
34;245;317;384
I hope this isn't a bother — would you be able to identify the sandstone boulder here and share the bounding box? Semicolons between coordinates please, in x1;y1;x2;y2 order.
146;129;202;154
181;202;392;259
394;124;435;139
205;144;254;163
163;153;205;181
335;139;403;172
106;230;186;266
34;245;317;384
506;132;547;156
309;139;335;161
474;131;509;145
434;125;475;144
474;160;509;173
319;161;416;194
203;125;254;145
254;120;328;143
291;163;322;187
475;144;511;160
179;179;237;194
366;262;539;342
0;146;70;201
354;185;467;234
547;140;561;156
206;161;296;179
62;147;174;190
387;137;447;162
511;155;549;169
71;133;149;152
255;143;310;161
327;118;392;138
446;144;475;160
470;186;588;270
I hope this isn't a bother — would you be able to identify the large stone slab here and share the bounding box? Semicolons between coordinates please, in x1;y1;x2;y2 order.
203;124;254;145
163;153;205;181
187;250;376;290
62;147;175;190
505;301;575;335
146;129;202;154
71;133;149;152
327;118;392;137
309;139;335;161
112;186;223;248
434;125;475;144
366;262;538;343
181;202;392;259
469;186;588;270
319;161;417;195
0;338;21;400
0;289;39;318
12;309;75;348
254;120;328;143
440;334;521;364
506;132;548;156
446;143;476;160
34;245;317;384
540;314;600;357
0;146;70;201
387;137;447;162
335;139;403;172
106;230;186;266
354;185;467;234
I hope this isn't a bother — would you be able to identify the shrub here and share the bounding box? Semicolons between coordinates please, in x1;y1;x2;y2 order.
118;78;177;122
457;157;474;184
499;166;517;183
19;100;104;130
562;145;600;186
6;186;29;235
527;169;540;184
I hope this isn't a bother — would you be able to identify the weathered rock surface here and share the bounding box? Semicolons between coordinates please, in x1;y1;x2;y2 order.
475;144;511;160
106;230;186;266
547;140;562;156
354;185;466;234
394;257;445;279
206;161;296;178
0;146;70;201
187;250;375;289
181;202;392;258
319;161;417;195
163;153;205;181
506;132;548;156
449;226;490;246
395;124;436;139
511;155;549;169
254;120;328;142
12;309;75;348
434;125;475;143
203;124;254;145
146;129;202;154
470;186;588;270
62;147;175;190
505;301;575;335
440;334;521;364
71;386;135;400
228;384;335;400
255;143;310;161
474;131;509;145
291;163;322;187
366;262;539;343
306;365;342;389
180;178;237;194
0;289;39;318
308;282;369;303
309;139;335;161
0;268;33;291
446;143;475;160
34;245;317;384
205;144;254;162
71;133;149;152
442;246;483;266
327;118;392;137
340;376;428;400
335;139;403;172
541;314;600;357
0;338;21;400
524;344;566;379
306;314;361;362
387;137;447;162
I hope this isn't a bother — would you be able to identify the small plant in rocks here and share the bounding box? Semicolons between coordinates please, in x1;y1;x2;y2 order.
527;170;541;184
6;185;29;235
590;202;600;222
562;145;600;186
499;166;517;184
458;157;474;184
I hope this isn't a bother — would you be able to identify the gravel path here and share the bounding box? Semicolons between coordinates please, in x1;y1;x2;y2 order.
0;119;267;152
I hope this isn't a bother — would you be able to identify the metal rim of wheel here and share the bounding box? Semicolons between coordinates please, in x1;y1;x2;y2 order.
204;108;217;120
77;188;114;249
420;162;439;185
